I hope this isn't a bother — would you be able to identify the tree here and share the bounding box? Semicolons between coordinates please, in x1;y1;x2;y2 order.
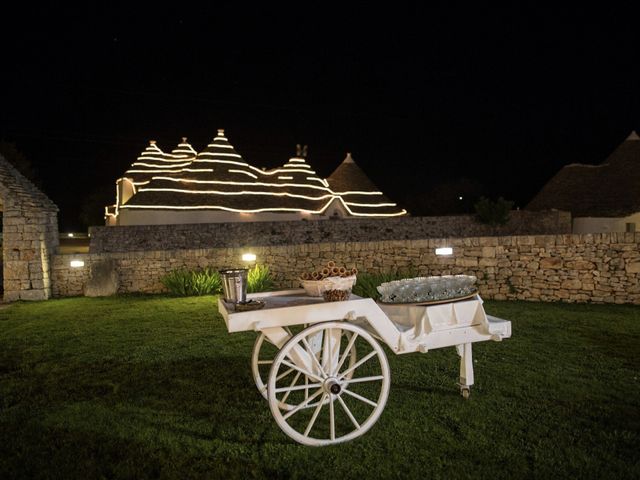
474;196;514;226
79;183;115;228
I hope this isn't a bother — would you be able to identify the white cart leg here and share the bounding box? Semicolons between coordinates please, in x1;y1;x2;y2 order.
455;343;474;399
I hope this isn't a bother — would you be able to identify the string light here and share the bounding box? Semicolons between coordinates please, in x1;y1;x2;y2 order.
284;163;310;169
140;187;335;200
111;132;407;220
145;176;386;195
229;169;258;178
121;204;337;214
344;201;398;207
206;144;234;149
192;159;249;167
131;162;192;168
198;152;243;158
127;169;186;173
307;177;327;185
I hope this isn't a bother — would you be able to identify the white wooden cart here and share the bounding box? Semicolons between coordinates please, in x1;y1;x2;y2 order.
218;289;511;446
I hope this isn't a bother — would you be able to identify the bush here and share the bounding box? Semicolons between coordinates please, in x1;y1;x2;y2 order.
162;265;273;297
474;196;514;226
161;268;222;296
353;269;417;300
247;264;274;293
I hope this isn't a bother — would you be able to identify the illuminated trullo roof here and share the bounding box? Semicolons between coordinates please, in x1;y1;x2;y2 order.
326;153;403;216
121;139;196;188
113;129;407;218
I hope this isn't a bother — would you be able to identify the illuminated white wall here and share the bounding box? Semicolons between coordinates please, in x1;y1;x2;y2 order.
573;212;640;233
117;178;136;206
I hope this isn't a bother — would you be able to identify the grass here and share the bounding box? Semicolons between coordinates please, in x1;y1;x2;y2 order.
0;296;639;479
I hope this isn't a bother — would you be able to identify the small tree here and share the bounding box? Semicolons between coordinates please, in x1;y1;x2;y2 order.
474;196;514;226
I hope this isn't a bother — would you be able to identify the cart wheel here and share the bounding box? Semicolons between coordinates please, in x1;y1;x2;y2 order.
267;322;390;446
252;328;357;410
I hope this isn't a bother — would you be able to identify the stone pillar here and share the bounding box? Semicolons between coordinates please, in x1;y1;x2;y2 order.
2;204;58;301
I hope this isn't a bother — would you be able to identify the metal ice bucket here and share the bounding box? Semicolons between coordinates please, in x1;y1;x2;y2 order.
219;268;248;303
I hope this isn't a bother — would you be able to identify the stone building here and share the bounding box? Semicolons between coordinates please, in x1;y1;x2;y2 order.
0;154;59;301
106;129;407;225
527;131;640;233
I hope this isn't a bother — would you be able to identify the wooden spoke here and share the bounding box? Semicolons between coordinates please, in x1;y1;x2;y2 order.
339;350;377;379
281;359;324;383
304;393;327;436
337;395;361;430
301;336;327;378
329;394;336;441
342;388;378;408
344;375;385;384
275;381;323;394
283;388;325;420
280;372;301;404
334;332;358;376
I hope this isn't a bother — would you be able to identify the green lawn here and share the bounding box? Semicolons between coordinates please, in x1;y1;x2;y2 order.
0;296;639;479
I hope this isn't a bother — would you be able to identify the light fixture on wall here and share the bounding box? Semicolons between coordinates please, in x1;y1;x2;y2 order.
435;247;453;256
67;233;74;237
242;253;257;263
70;260;85;268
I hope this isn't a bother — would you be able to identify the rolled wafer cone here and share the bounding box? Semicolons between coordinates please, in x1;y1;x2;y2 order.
338;266;347;276
311;271;319;280
331;267;340;276
327;261;336;268
351;267;358;275
321;267;330;277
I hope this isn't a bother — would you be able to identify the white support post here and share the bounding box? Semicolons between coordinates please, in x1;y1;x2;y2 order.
456;343;474;387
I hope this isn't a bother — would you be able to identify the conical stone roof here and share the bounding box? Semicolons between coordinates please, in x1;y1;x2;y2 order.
122;139;195;187
327;153;407;216
122;131;334;213
527;130;640;217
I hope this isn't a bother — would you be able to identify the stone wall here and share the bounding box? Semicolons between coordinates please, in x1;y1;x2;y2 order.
89;210;571;253
1;155;59;301
53;232;640;304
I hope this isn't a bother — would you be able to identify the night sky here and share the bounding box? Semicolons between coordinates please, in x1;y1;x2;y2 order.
1;4;638;230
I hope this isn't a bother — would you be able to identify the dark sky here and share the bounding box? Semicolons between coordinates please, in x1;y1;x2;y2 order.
1;4;638;230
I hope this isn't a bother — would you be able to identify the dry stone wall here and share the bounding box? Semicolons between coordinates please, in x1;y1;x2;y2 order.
1;155;59;301
89;210;571;253
53;232;640;304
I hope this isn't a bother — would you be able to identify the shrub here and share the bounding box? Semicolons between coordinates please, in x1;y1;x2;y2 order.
247;264;274;293
353;269;417;300
474;196;514;226
161;268;222;296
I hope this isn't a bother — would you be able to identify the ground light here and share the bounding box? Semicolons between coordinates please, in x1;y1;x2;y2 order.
435;247;453;256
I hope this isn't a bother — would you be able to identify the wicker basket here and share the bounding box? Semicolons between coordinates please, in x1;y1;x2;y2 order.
300;275;356;297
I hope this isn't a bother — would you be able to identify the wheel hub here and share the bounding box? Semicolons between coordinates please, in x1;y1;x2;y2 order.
324;378;342;395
